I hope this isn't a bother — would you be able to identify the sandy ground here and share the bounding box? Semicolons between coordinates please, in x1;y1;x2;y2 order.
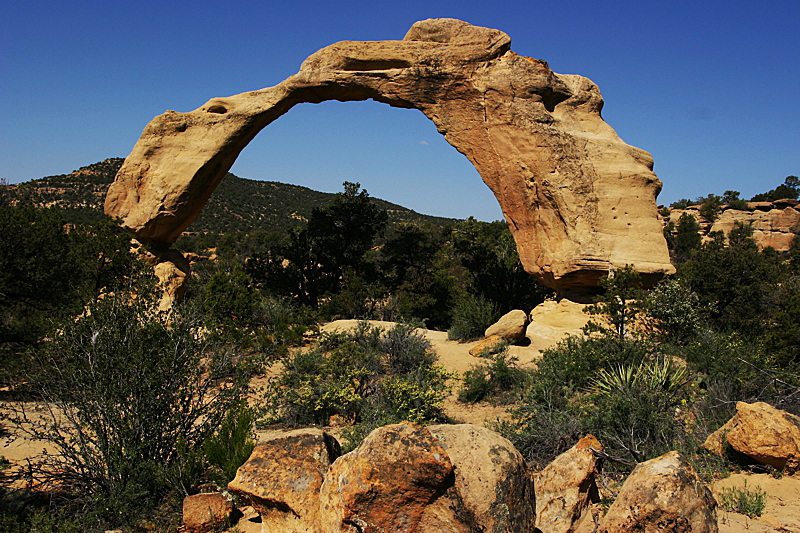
4;313;800;531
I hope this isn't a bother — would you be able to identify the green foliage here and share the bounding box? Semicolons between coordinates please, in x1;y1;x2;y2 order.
644;279;702;343
459;350;529;404
664;212;702;263
448;293;499;341
722;190;750;211
698;193;723;222
750;175;800;202
584;266;645;340
677;223;783;332
670;198;693;209
263;322;452;450
204;401;256;486
719;481;767;518
450;217;552;314
10;278;256;526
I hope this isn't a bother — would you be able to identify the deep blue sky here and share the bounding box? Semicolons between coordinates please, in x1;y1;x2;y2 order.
2;0;798;221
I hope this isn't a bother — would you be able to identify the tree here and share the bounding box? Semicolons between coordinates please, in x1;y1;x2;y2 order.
698;193;722;222
751;176;800;202
450;217;551;314
584;265;646;341
666;212;702;263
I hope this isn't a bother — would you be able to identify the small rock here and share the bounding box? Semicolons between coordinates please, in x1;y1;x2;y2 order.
182;493;234;533
469;334;506;356
485;309;529;341
598;451;717;533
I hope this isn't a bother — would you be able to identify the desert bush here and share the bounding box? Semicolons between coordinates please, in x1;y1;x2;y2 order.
204;401;256;486
263;321;453;450
719;481;767;518
448;293;499;341
644;279;702;343
459;350;529;404
9;278;256;526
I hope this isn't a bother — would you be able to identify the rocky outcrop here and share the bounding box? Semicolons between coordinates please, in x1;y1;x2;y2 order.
598;451;717;533
666;201;800;252
150;249;190;311
704;401;800;473
535;435;603;533
485;309;529;341
227;428;341;532
105;18;673;292
468;334;506;356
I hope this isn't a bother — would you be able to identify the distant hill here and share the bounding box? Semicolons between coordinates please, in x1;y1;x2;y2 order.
10;158;460;234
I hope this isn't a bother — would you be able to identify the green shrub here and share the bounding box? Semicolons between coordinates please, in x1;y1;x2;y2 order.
720;481;767;517
10;278;256;526
459;351;529;404
448;293;499;341
204;401;256;486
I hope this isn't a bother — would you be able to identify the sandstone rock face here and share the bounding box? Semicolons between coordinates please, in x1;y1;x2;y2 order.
485;309;529;341
427;423;536;533
227;428;341;533
705;401;800;472
318;422;454;533
105;18;673;291
666;202;800;253
151;249;190;311
535;435;603;533
526;299;590;350
598;451;717;533
182;493;235;533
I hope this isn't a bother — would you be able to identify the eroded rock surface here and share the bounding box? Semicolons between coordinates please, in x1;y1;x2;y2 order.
227;428;341;533
535;435;603;533
704;401;800;473
105;18;673;291
598;451;717;533
485;309;529;341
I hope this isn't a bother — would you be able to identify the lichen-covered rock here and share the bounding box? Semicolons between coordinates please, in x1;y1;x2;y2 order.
105;18;673;292
598;451;717;533
182;493;235;533
227;428;341;533
535;435;603;533
485;310;529;341
705;401;800;472
427;423;536;533
318;422;454;533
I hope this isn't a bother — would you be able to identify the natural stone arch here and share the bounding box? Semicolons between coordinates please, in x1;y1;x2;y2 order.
105;18;674;292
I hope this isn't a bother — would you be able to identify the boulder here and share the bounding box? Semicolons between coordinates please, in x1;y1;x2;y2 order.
468;334;506;357
318;422;454;533
485;309;529;341
427;423;536;533
705;401;800;472
182;493;235;533
227;428;341;533
152;248;190;311
105;18;674;292
598;451;717;533
535;435;603;533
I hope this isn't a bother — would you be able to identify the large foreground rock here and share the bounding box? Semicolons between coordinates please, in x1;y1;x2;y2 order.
105;18;673;291
427;424;536;533
535;435;603;533
704;401;800;472
598;451;717;533
485;309;529;341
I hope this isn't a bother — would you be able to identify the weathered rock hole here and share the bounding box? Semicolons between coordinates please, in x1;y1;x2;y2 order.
340;58;412;71
207;105;228;114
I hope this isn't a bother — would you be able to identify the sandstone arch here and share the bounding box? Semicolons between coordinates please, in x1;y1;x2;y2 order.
105;18;674;291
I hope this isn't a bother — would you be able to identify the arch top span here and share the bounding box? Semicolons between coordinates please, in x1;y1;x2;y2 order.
105;18;674;291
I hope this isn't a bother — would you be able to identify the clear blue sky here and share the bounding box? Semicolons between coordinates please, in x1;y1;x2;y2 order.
2;0;798;221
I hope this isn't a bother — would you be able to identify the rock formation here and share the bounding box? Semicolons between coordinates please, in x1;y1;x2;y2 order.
485;309;529;341
665;200;800;253
105;18;674;292
704;401;800;473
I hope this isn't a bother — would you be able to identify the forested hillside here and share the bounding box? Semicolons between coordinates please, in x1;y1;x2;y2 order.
10;158;459;233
